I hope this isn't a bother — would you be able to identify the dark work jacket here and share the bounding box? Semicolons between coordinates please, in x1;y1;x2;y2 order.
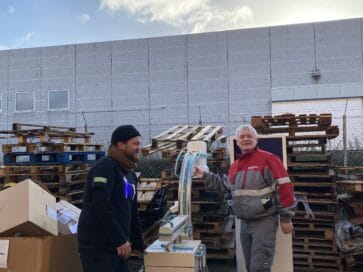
78;156;144;253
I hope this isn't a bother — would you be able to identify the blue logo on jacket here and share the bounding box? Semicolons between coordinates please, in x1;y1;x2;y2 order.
123;177;135;200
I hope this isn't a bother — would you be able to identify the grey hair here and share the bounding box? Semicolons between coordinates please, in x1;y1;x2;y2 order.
235;124;258;139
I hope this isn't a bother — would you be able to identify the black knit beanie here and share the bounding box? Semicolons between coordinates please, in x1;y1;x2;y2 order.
111;125;141;144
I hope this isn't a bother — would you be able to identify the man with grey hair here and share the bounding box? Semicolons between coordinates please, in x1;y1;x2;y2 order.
195;124;295;272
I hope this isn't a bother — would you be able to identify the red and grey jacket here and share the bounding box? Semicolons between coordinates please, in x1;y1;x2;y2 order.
204;148;295;222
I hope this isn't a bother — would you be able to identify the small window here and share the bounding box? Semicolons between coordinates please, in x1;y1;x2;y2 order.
48;90;69;111
15;91;35;112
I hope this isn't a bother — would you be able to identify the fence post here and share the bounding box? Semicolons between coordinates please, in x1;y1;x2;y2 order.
343;114;347;166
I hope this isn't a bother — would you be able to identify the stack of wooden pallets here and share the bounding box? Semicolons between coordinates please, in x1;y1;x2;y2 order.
252;113;343;272
140;125;235;260
0;123;105;207
336;167;363;271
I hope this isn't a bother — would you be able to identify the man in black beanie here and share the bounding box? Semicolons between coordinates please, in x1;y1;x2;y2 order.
78;125;144;272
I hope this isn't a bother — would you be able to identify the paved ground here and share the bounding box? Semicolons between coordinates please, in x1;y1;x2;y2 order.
129;259;237;272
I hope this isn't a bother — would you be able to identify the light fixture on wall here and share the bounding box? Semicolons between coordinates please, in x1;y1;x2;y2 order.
312;68;321;79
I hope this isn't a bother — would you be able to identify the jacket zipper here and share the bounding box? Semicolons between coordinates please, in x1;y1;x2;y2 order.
242;171;248;189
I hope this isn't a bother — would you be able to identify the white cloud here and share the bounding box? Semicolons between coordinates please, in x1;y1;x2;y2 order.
0;44;9;50
8;6;15;14
99;0;253;33
23;32;35;41
79;13;91;24
13;32;35;48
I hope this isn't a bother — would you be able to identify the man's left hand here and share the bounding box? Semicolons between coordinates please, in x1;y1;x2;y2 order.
280;222;293;234
132;250;143;259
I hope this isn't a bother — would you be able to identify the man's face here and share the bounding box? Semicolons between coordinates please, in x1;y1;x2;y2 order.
118;136;142;162
237;129;258;153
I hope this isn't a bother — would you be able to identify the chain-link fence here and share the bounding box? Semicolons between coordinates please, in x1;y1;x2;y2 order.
0;115;361;177
329;116;363;167
79;115;363;178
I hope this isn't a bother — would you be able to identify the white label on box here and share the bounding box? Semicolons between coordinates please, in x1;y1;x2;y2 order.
87;154;96;161
47;206;57;221
0;240;9;268
41;155;50;162
16;155;30;163
69;223;78;234
63;210;78;219
58;214;71;225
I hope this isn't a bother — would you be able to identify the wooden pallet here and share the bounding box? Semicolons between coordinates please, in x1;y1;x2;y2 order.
3;171;88;184
3;151;104;165
210;148;227;159
293;237;339;252
1;164;90;175
294;210;338;221
45;179;86;195
293;252;343;270
142;220;161;246
287;145;326;154
288;163;330;174
57;189;84;207
295;198;338;213
336;166;363;174
288;153;331;163
193;221;225;233
294;265;343;272
292;220;335;230
253;113;332;127
2;142;103;153
138;178;169;191
189;201;225;213
0;123;93;144
206;248;235;260
151;125;201;147
258;126;339;137
192;213;226;223
11;123;76;132
291;172;336;181
294;182;337;197
1;164;90;183
294;227;334;240
191;187;223;201
340;197;363;217
344;252;363;270
143;125;223;158
337;180;363;193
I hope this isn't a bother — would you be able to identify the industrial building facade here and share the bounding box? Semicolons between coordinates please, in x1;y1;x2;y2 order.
0;18;362;146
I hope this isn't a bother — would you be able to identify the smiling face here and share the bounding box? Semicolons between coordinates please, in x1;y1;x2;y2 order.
116;136;142;162
236;128;258;153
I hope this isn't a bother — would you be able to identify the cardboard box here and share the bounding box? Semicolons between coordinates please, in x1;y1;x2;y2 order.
0;179;58;236
144;239;201;271
56;200;80;235
0;235;82;272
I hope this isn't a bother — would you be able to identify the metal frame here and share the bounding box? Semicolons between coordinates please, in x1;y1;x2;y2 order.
14;91;35;113
48;89;69;111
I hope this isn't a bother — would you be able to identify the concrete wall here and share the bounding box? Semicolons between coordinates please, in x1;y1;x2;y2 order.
1;18;363;144
271;19;363;101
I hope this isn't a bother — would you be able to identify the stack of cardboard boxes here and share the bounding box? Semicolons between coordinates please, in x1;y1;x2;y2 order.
0;123;105;271
0;179;82;271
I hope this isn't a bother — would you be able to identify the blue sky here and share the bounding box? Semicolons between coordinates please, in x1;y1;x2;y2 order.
1;0;363;50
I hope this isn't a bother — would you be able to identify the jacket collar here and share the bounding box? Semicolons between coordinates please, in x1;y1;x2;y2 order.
107;145;135;171
239;147;259;160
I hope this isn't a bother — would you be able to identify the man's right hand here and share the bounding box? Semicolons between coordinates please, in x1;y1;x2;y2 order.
117;241;132;258
194;167;206;179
